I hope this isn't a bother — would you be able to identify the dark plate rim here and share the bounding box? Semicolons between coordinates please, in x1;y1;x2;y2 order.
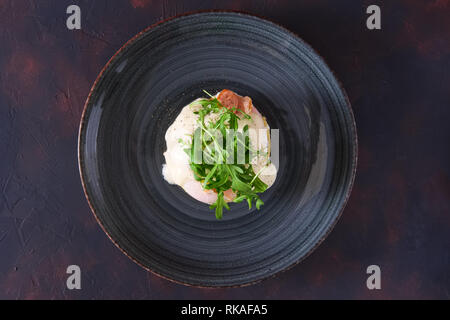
78;9;358;288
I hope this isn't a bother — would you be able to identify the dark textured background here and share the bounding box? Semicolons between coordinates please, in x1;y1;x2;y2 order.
0;0;449;299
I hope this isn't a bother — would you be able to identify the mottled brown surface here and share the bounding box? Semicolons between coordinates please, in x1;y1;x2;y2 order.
0;0;449;299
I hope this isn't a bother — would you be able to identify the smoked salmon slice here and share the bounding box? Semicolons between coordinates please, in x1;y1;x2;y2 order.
217;89;253;114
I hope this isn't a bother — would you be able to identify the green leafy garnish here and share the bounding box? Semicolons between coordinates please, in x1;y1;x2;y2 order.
187;91;268;219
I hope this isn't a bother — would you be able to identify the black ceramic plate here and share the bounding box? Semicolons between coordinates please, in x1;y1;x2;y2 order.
78;12;357;287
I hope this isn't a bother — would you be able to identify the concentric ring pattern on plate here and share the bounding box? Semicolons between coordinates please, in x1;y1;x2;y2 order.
78;12;357;287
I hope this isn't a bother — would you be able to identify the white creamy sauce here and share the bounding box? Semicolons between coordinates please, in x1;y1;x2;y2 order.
163;96;277;204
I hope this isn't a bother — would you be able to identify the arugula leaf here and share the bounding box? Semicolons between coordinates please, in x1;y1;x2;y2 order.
187;92;268;219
